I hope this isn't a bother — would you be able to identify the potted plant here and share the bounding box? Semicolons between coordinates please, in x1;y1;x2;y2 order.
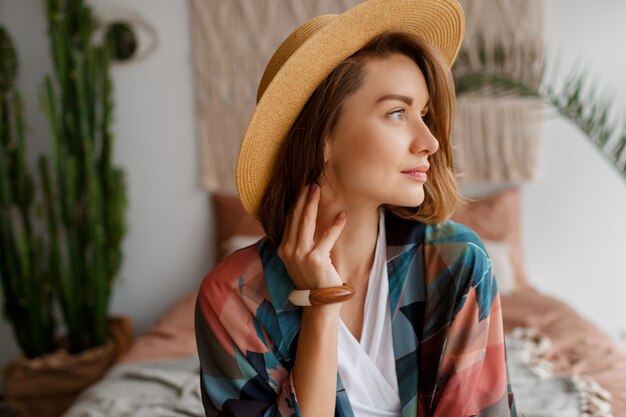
0;27;57;361
0;0;132;415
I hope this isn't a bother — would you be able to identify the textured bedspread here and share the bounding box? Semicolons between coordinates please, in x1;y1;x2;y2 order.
502;286;626;417
60;287;626;417
63;332;598;417
62;355;203;417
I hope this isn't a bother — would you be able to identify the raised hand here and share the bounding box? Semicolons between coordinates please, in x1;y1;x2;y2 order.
277;183;347;290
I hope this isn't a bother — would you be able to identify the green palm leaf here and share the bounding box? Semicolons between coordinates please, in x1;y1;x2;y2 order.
455;55;626;182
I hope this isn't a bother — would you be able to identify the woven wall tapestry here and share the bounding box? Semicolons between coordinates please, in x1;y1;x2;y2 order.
188;0;361;192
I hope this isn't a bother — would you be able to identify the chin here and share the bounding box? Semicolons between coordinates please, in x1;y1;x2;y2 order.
387;187;425;208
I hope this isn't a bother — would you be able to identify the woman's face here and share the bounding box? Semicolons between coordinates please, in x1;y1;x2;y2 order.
322;52;439;209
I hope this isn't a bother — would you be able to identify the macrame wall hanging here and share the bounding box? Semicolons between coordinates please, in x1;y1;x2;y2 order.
188;0;361;192
453;0;544;183
189;0;544;191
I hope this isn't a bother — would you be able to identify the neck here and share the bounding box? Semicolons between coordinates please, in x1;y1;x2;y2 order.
313;187;380;287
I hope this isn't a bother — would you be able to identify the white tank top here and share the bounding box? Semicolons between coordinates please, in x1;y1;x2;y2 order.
338;209;401;417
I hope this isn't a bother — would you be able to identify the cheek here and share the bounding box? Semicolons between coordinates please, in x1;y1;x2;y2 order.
353;139;383;160
345;126;393;162
333;136;396;184
354;135;399;175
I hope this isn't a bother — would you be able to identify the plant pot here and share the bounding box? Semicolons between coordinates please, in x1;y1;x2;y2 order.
3;316;133;417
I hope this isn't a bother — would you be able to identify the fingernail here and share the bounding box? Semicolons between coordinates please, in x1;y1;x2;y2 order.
338;211;346;219
309;183;318;195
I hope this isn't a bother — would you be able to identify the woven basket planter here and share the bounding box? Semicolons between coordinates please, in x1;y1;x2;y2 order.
3;316;133;417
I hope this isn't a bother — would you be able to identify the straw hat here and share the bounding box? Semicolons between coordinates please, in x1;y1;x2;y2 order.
236;0;465;218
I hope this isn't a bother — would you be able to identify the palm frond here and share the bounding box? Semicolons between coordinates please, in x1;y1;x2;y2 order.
455;60;626;182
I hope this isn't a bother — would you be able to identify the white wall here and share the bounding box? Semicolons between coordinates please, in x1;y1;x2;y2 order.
523;0;626;341
0;0;625;374
0;0;214;370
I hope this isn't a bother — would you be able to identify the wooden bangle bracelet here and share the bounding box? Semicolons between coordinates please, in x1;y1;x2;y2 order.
288;284;356;306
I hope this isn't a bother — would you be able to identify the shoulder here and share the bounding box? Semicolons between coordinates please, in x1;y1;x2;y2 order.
423;220;492;275
384;210;489;270
425;220;485;249
194;239;293;382
425;220;488;253
195;238;298;362
423;221;498;321
197;238;268;311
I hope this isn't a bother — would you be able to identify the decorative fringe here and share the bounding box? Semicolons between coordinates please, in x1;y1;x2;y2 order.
571;375;613;417
510;327;614;417
509;327;554;378
453;95;542;183
452;0;544;183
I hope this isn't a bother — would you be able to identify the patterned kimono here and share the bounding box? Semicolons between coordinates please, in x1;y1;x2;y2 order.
195;210;517;416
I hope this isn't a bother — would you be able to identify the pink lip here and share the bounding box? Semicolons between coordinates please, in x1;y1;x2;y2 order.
402;171;427;181
401;165;429;181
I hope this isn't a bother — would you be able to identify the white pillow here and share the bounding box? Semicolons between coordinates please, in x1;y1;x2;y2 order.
482;239;516;295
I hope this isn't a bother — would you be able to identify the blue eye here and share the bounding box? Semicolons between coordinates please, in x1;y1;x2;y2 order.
389;109;404;120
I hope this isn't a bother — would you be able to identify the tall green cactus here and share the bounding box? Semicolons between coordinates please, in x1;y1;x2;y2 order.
42;0;128;353
0;1;127;358
0;26;57;358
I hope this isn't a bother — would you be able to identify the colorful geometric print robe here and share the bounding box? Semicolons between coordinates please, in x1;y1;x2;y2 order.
195;210;517;417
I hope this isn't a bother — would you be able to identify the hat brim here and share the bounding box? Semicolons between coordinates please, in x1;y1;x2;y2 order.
236;0;465;218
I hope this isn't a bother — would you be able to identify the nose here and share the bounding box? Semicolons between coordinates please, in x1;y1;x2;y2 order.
409;117;439;155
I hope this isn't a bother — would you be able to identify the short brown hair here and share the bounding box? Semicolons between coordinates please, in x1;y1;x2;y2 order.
259;31;464;245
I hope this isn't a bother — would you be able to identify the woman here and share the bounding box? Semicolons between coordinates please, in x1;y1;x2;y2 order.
195;0;516;416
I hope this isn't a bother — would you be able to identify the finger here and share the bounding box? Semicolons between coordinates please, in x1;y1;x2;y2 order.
313;211;347;255
284;184;310;246
297;183;320;248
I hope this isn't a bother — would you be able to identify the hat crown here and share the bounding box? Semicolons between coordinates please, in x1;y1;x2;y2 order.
256;14;337;103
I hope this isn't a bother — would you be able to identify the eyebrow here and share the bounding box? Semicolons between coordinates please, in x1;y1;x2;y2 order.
374;94;430;108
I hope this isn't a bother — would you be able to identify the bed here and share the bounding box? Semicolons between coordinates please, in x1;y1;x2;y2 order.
62;189;626;417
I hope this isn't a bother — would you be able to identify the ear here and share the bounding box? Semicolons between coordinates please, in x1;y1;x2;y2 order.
323;134;332;164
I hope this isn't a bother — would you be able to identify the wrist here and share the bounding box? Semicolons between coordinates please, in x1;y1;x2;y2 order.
288;284;355;306
302;303;342;320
